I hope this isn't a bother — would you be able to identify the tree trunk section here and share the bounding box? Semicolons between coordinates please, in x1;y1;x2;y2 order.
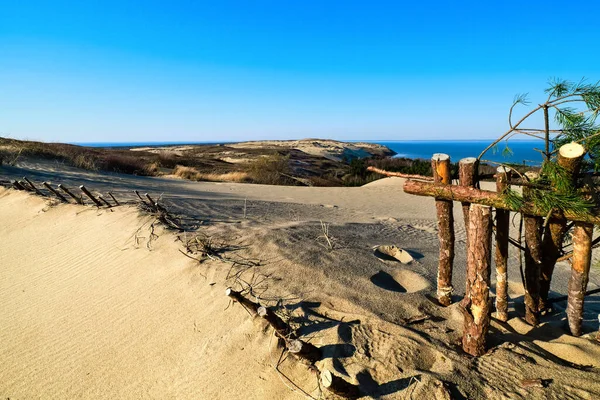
462;204;492;357
539;142;586;312
432;154;455;306
567;222;593;336
523;172;542;326
459;158;478;251
495;167;511;321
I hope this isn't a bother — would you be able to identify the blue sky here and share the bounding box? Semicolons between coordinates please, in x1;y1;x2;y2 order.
1;1;599;143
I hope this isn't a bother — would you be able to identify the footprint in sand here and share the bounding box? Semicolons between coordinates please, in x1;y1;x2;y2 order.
370;269;430;293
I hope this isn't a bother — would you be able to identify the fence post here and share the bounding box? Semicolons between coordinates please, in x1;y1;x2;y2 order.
522;171;542;326
495;166;511;321
540;142;586;313
80;185;103;207
462;204;492;356
43;182;68;202
58;184;83;204
567;222;594;336
432;153;455;306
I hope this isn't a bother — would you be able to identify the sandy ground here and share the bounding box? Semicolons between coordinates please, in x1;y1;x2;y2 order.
1;160;600;399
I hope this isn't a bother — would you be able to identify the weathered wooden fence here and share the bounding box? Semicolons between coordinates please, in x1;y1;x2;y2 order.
401;142;596;356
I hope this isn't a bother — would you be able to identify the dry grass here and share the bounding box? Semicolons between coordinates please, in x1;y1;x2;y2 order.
173;165;250;183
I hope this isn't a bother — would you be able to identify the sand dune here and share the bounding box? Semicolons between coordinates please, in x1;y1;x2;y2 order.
1;161;600;399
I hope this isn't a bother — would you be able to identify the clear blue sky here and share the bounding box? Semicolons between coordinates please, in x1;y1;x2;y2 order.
1;1;599;143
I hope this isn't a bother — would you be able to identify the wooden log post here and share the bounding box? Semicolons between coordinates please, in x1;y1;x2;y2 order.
257;306;296;339
567;222;594;336
494;167;512;322
523;172;542;326
134;190;151;207
80;185;103;207
432;153;455;306
23;177;45;196
42;182;68;202
12;180;26;190
97;195;112;208
58;184;83;204
540;142;586;313
287;339;321;363
462;204;492;357
225;288;259;315
18;180;33;191
108;192;120;206
320;370;360;399
459;157;478;305
459;158;479;244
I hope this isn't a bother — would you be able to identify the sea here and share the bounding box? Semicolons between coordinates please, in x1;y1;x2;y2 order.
76;140;544;166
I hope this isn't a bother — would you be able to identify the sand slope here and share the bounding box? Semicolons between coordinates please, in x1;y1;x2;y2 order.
0;189;310;399
2;162;600;399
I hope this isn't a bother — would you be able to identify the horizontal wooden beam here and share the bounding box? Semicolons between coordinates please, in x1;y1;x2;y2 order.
403;179;600;225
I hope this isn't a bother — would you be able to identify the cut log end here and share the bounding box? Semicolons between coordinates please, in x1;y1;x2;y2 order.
257;306;268;317
496;166;512;174
459;157;478;165
559;142;585;159
287;339;321;363
432;153;450;162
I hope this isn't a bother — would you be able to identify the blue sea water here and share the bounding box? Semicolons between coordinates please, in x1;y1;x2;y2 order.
375;140;543;166
76;140;544;166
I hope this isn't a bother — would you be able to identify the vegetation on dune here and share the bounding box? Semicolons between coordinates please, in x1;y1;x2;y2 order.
480;78;600;216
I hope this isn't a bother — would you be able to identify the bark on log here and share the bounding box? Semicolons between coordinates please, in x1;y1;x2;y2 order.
432;153;455;306
402;180;600;224
108;192;120;206
80;185;103;207
257;306;296;339
462;204;492;357
459;157;478;304
523;172;542;326
320;370;360;399
567;222;594;336
225;288;259;315
495;167;512;322
540;142;586;313
42;182;68;202
287;339;321;363
366;166;434;181
58;184;83;204
459;158;478;251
